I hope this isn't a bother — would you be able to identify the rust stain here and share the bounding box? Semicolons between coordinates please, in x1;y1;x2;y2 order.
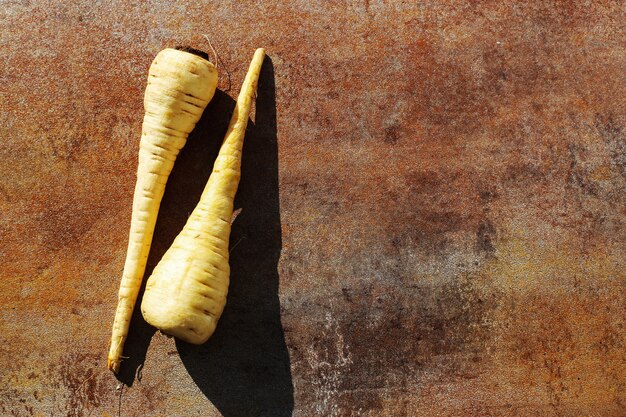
1;1;624;416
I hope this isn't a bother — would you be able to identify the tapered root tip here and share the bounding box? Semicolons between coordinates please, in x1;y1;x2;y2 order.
108;358;121;374
174;45;209;61
254;48;266;60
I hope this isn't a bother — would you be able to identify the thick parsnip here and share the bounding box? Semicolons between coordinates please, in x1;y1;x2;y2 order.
140;48;266;344
108;48;218;372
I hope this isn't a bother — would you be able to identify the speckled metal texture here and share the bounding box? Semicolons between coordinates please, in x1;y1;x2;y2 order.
1;1;624;416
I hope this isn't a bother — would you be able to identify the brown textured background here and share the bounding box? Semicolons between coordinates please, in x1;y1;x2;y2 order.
1;1;624;416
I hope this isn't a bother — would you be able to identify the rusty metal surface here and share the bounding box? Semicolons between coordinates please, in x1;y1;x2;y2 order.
1;1;624;416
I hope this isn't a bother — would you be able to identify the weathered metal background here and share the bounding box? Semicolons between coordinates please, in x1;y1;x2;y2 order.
1;1;624;416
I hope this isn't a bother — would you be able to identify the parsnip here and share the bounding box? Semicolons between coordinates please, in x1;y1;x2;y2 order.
140;48;266;344
108;48;218;372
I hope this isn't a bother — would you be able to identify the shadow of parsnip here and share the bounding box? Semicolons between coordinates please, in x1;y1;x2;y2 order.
178;57;293;417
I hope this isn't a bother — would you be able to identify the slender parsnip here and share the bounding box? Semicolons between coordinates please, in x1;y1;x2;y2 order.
108;48;218;372
140;48;266;344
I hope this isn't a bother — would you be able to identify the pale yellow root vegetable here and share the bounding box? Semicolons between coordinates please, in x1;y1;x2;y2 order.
140;48;266;344
108;48;218;372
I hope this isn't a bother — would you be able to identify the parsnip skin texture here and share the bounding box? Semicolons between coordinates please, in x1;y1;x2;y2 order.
108;49;218;372
141;48;266;344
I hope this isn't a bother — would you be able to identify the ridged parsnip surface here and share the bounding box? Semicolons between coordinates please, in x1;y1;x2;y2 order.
141;48;266;344
108;49;218;372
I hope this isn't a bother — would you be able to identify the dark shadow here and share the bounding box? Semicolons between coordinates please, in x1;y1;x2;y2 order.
177;57;294;416
115;89;235;386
